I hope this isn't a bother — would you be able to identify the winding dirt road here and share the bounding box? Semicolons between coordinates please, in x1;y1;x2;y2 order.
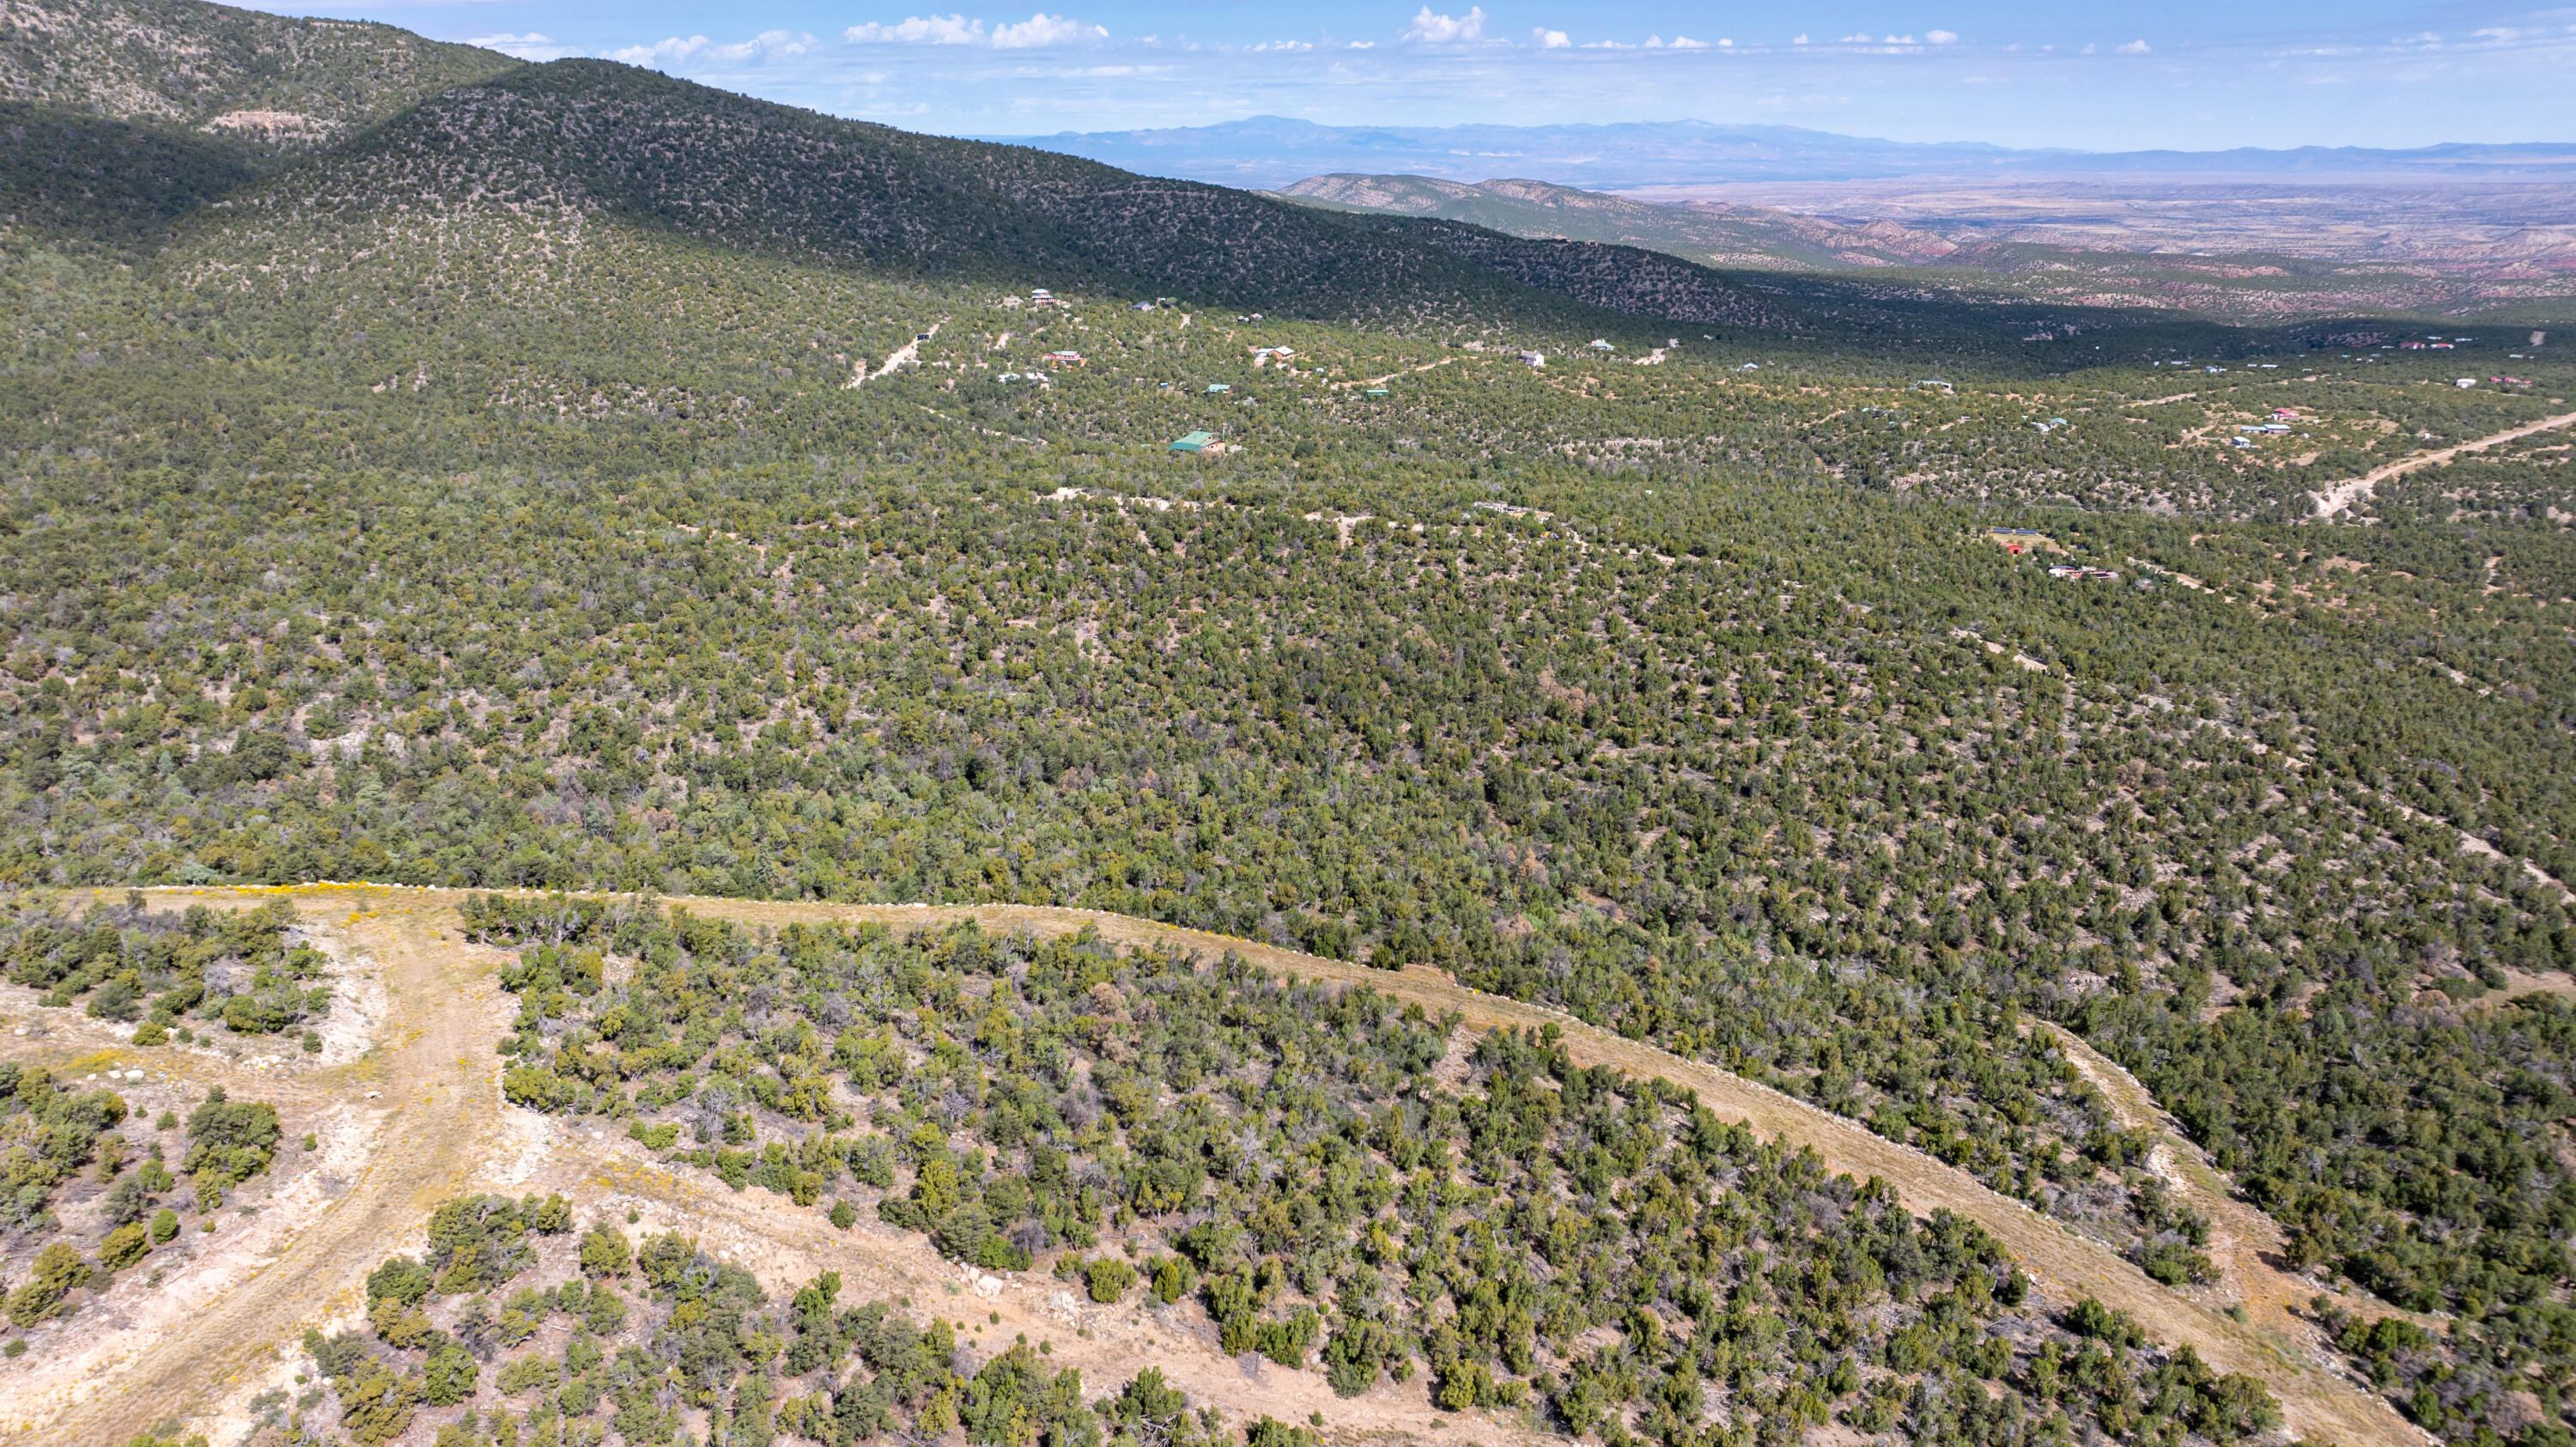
2310;408;2576;519
3;885;2416;1447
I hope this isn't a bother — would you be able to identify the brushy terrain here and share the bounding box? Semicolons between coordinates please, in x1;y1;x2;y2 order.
0;4;2573;1442
456;898;2285;1447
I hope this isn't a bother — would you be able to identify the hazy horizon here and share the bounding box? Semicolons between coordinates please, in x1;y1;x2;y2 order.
259;0;2576;154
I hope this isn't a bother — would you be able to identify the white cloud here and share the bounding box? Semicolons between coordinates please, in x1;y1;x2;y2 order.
993;14;1106;46
1643;35;1662;47
839;13;1101;46
1839;33;1871;43
2116;39;2150;53
465;32;571;60
989;13;1103;46
2079;41;2096;54
1400;6;1486;43
1672;36;1711;49
1532;27;1571;48
1885;34;1915;44
1926;29;1957;45
608;35;702;65
1792;33;1807;44
844;15;985;43
609;30;814;67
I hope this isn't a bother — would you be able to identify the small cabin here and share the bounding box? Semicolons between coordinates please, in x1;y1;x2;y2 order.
1170;430;1215;453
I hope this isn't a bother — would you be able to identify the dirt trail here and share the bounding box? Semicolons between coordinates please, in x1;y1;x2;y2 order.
2310;408;2576;518
633;893;2415;1447
17;895;519;1447
8;885;2417;1447
2370;788;2576;904
10;889;1552;1447
2032;1025;2439;1352
848;322;941;388
1346;356;1459;389
585;1134;1554;1447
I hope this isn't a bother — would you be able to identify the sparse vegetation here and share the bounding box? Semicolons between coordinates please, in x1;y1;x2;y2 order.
0;1062;276;1335
321;1197;1288;1447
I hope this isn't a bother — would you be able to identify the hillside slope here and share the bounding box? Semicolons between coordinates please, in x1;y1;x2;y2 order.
173;58;1787;327
0;0;516;145
0;97;256;236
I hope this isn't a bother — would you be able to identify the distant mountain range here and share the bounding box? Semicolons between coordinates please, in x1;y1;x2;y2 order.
981;117;2576;190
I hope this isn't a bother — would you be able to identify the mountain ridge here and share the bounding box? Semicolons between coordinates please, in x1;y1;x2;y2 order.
154;58;1803;329
0;0;517;147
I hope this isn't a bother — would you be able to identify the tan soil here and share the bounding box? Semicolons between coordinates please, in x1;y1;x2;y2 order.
2310;409;2576;519
0;885;2419;1447
2033;1024;2444;1378
1;896;522;1446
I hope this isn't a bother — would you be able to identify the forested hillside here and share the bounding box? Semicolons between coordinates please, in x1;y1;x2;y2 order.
0;0;515;141
0;4;2573;1444
169;59;1820;328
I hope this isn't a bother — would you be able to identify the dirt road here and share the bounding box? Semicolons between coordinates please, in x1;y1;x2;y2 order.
2033;1025;2442;1358
848;321;942;388
621;891;2421;1447
2310;408;2576;519
13;897;520;1446
569;891;2411;1442
3;885;2416;1447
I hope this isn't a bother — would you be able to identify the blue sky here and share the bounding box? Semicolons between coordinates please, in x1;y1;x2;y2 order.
270;0;2576;149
